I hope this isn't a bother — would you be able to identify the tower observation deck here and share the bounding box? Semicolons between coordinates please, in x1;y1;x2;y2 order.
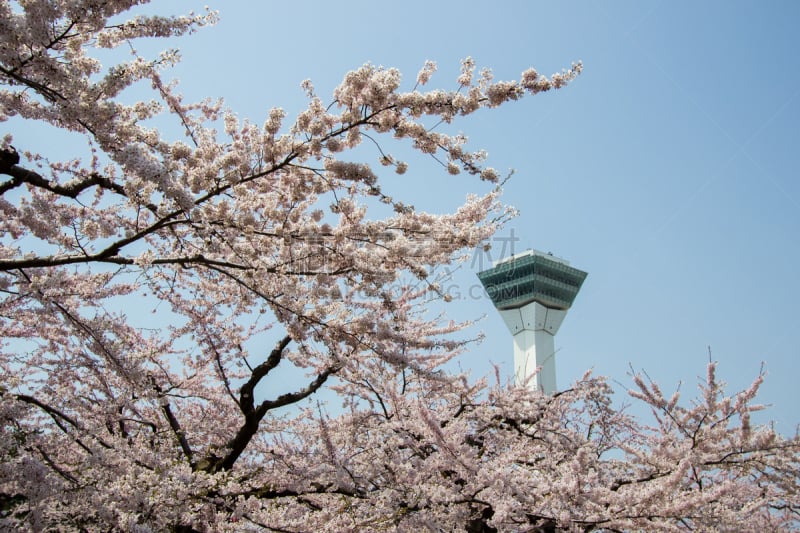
477;250;587;393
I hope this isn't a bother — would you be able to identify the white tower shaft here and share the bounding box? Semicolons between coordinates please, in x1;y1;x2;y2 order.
499;301;566;394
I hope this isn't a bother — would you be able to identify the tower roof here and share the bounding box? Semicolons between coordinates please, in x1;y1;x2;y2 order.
477;250;587;311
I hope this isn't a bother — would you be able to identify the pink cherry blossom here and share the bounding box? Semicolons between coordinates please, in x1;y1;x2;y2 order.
0;2;797;532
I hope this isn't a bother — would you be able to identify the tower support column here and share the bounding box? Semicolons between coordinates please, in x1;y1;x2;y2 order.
499;302;566;393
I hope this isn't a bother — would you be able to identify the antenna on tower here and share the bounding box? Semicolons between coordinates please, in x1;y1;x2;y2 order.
477;249;587;393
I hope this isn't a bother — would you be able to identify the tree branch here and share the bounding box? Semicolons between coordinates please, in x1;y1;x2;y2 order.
0;162;125;199
210;363;339;472
12;393;109;455
0;65;66;103
152;382;194;462
238;335;292;415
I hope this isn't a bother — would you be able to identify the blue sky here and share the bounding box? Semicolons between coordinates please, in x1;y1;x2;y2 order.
181;1;798;432
13;1;800;433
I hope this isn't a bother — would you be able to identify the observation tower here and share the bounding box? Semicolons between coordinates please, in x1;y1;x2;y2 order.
477;250;587;394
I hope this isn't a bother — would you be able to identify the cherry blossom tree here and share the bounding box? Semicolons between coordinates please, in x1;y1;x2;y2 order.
0;1;797;531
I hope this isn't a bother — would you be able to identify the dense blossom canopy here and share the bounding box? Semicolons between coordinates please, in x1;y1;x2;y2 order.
0;1;798;531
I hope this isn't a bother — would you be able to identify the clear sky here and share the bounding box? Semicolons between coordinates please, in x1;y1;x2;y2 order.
14;1;800;433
